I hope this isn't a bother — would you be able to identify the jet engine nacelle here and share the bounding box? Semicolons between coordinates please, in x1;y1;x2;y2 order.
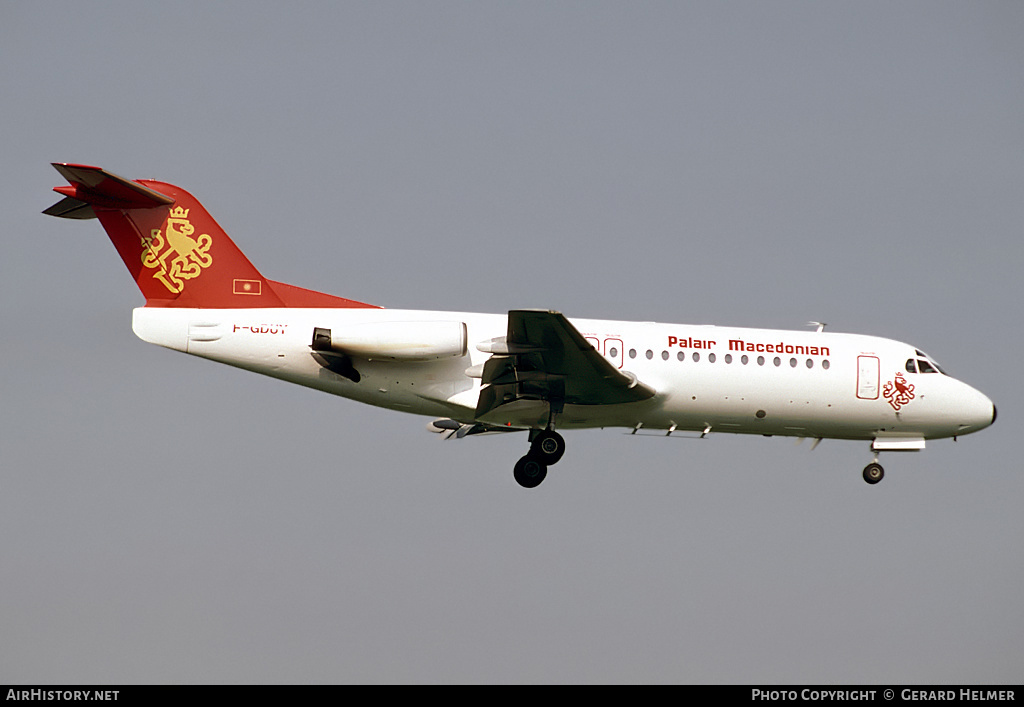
312;321;468;361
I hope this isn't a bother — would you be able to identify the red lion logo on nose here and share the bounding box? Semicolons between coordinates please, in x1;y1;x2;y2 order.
883;372;915;411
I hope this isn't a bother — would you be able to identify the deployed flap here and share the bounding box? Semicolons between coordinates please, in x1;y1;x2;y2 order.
427;418;518;439
475;310;655;419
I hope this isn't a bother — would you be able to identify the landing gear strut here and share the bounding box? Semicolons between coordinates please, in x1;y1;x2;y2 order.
862;462;884;485
513;429;566;488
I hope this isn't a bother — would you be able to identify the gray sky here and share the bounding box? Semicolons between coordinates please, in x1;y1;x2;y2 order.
2;1;1022;684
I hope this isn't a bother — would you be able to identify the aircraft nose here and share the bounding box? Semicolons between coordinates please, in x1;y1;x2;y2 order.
963;389;996;434
949;382;997;437
983;397;996;429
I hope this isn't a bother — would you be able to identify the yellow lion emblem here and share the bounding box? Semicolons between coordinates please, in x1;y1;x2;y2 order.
139;206;213;293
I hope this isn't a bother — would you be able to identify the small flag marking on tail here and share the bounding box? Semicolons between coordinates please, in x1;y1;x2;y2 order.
233;279;262;295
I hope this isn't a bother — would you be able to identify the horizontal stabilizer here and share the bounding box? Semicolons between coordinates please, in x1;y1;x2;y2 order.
42;196;97;220
45;163;174;216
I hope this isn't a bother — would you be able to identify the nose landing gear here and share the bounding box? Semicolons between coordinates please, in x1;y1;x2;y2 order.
513;429;566;488
862;461;885;485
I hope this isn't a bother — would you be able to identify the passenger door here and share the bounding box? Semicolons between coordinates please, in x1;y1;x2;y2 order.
857;355;880;400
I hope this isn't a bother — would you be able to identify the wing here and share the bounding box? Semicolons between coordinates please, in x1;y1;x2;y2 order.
474;310;655;422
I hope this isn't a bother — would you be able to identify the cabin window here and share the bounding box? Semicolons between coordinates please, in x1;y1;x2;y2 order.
677;351;685;362
629;349;637;359
757;356;765;366
741;355;749;365
790;358;797;368
806;359;814;369
724;354;733;364
692;352;700;362
661;350;669;361
822;360;830;370
609;347;618;358
645;349;653;360
773;357;781;367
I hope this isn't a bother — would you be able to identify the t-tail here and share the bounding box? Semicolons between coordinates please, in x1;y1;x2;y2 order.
44;163;377;309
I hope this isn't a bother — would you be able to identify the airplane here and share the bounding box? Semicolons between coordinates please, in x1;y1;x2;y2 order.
44;163;997;488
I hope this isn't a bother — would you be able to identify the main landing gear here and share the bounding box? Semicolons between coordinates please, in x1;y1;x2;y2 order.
513;429;566;488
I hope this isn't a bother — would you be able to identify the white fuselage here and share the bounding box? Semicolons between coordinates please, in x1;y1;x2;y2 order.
132;307;995;444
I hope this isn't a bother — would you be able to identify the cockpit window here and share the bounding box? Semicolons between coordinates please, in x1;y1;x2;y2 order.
905;358;918;374
911;347;948;375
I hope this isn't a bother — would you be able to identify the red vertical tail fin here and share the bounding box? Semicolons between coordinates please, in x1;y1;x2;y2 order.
45;163;377;309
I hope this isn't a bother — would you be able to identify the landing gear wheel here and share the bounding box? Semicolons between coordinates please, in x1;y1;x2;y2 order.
514;454;548;489
863;462;884;485
530;430;566;465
